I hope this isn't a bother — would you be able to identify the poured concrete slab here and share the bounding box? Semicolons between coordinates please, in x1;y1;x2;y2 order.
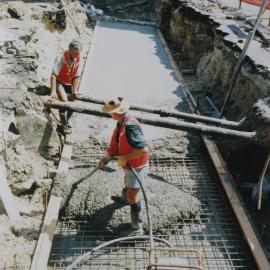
76;21;189;142
80;21;184;110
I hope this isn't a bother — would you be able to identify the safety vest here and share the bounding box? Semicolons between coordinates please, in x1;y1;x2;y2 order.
242;0;270;9
108;114;149;169
56;50;80;86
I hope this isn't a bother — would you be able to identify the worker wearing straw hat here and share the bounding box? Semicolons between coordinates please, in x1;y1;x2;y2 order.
99;96;149;236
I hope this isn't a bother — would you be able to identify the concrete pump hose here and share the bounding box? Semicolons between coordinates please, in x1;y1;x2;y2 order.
65;236;172;270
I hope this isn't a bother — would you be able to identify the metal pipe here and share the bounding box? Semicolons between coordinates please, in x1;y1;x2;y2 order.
76;95;240;129
220;0;269;118
257;152;270;210
44;100;257;143
205;95;221;118
65;236;172;270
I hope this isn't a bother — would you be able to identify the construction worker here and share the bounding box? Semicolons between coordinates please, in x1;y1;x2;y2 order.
50;39;82;134
98;97;149;236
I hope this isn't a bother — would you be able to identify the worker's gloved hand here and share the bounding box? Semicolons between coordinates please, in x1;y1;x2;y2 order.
50;91;58;100
98;154;111;169
70;91;78;101
117;156;126;167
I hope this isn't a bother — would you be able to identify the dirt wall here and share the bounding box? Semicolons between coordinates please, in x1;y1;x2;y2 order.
151;0;270;183
153;0;270;120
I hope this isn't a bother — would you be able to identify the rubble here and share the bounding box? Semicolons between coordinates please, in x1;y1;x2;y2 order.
15;108;58;151
43;2;67;30
0;0;92;268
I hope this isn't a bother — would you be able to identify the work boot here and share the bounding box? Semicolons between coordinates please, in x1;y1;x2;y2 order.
66;111;73;127
59;112;72;134
121;202;144;236
59;112;67;126
63;124;72;134
111;188;128;205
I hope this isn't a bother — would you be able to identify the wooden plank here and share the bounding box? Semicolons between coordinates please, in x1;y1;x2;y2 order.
58;134;73;173
157;28;270;270
31;134;74;269
0;158;21;224
30;196;61;270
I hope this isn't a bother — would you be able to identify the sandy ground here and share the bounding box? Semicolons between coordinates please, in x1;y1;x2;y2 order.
0;1;92;268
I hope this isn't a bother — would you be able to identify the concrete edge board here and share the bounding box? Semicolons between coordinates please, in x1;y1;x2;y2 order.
30;196;61;270
30;10;93;264
30;134;74;270
78;20;100;95
156;28;270;270
97;17;156;27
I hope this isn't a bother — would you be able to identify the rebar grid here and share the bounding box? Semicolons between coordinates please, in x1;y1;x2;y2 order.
48;148;255;269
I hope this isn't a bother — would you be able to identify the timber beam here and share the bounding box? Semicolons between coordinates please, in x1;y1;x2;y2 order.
76;94;240;129
44;100;259;145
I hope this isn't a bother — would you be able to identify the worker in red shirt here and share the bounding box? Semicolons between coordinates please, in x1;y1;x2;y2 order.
50;40;82;134
99;97;149;236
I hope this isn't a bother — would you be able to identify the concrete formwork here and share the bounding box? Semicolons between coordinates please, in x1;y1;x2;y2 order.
47;21;262;269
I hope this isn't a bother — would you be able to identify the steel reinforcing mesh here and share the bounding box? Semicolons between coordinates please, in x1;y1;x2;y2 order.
48;145;255;269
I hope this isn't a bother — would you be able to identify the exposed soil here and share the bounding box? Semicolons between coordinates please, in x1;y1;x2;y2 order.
1;0;270;268
0;0;92;268
83;0;156;21
153;0;270;181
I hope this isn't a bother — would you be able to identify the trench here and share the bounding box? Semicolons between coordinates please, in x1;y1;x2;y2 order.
44;20;261;269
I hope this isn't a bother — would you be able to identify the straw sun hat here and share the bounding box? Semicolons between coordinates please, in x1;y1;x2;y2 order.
102;96;129;114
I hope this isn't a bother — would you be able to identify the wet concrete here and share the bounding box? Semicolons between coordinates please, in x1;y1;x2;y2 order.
52;162;201;234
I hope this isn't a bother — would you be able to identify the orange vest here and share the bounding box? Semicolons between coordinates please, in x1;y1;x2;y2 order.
242;0;270;9
108;114;149;169
56;50;80;86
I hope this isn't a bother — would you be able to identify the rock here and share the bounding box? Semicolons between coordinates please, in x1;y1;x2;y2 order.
19;196;44;217
12;178;35;195
6;48;17;55
7;6;23;20
239;97;270;148
35;178;52;188
12;40;26;51
6;144;35;195
0;215;31;269
16;109;58;151
29;188;45;214
0;11;11;20
7;132;21;148
0;89;39;114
